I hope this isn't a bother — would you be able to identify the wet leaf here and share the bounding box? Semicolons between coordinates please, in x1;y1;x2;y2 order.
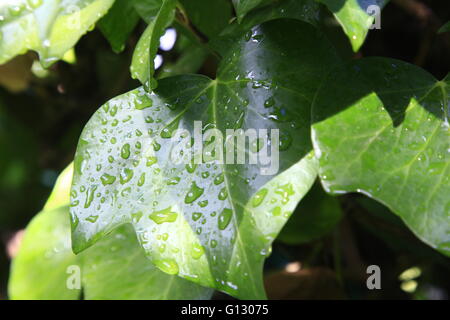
232;0;266;22
9;165;213;300
130;0;176;90
312;58;450;256
316;0;388;51
71;19;340;299
0;0;114;67
98;0;140;53
438;21;450;34
212;0;321;55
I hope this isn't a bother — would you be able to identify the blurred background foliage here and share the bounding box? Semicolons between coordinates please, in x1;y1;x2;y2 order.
0;0;449;299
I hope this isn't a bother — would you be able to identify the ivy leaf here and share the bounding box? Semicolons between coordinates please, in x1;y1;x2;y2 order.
70;20;340;299
130;0;176;91
179;0;232;39
312;58;450;256
8;206;81;300
277;183;343;245
316;0;388;51
232;0;267;22
438;21;450;34
98;0;140;53
0;0;114;67
82;224;213;299
212;0;321;55
133;0;163;23
9;165;213;300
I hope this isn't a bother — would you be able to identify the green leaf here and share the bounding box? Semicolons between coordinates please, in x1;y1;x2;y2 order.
311;58;450;256
158;44;208;78
9;165;213;300
438;21;450;34
71;19;340;299
134;0;163;23
278;183;343;245
0;0;115;67
316;0;388;51
130;0;176;90
98;0;140;53
232;0;266;22
179;0;232;39
82;224;213;299
212;0;321;55
8;205;81;300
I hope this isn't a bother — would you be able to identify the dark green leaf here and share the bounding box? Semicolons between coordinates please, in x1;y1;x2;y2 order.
0;0;115;67
71;20;340;299
278;183;343;245
438;21;450;34
312;58;450;256
98;0;140;53
179;0;232;39
211;0;321;55
134;0;163;23
232;0;266;22
316;0;388;51
131;0;177;90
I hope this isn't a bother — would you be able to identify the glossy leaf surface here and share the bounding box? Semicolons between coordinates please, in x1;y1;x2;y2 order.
312;58;450;256
130;0;176;90
316;0;388;51
71;20;340;298
0;0;114;67
9;165;213;300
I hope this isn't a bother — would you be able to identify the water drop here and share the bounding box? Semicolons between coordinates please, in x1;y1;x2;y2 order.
149;207;178;224
218;208;232;230
185;182;204;203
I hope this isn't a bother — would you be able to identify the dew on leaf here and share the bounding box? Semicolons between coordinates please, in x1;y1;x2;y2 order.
218;187;228;200
153;258;179;275
100;173;116;185
192;212;202;221
146;156;157;166
121;143;131;159
218;208;233;230
185;182;204;203
119;168;134;184
149;207;178;224
252;188;268;207
191;243;205;259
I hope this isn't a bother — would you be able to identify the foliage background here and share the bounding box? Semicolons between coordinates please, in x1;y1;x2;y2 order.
0;0;449;299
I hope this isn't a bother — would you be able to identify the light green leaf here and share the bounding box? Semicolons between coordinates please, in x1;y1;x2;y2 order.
130;0;176;90
71;20;340;299
438;21;450;34
8;206;81;300
278;183;343;245
316;0;388;51
9;165;213;300
98;0;140;53
82;224;213;299
312;58;450;256
0;0;115;67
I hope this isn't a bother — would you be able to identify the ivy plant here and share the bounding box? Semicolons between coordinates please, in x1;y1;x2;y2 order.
4;0;449;300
